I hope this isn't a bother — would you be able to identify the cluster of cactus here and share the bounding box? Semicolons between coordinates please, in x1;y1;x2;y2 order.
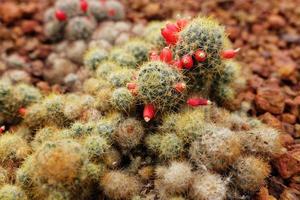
44;0;125;41
0;16;285;200
83;16;245;121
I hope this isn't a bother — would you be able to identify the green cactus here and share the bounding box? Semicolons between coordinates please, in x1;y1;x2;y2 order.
83;134;111;162
65;17;96;41
84;48;109;71
105;0;125;21
124;39;150;64
137;61;185;111
113;118;144;150
0;184;28;200
233;156;270;192
108;68;135;87
55;0;80;18
101;171;141;199
189;124;241;171
111;88;136;112
110;48;138;68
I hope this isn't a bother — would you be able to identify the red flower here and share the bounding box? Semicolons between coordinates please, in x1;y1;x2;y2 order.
143;104;155;122
187;98;212;107
181;55;193;69
194;49;207;62
176;19;188;30
161;27;179;45
80;0;89;13
55;10;67;21
221;48;240;59
160;47;173;63
174;82;186;93
18;107;27;116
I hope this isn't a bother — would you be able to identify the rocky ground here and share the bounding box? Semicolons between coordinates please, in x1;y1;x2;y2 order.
1;0;300;199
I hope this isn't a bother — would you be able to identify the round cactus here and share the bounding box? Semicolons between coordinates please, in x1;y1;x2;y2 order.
96;61;121;79
111;88;135;112
241;126;284;158
155;161;193;197
144;21;166;49
83;134;111;162
65;17;96;40
189;124;241;171
124;39;150;64
0;184;28;200
108;68;134;87
84;48;109;71
101;171;141;199
44;20;65;41
113;118;144;150
0;134;31;167
233;156;271;192
110;48;138;68
105;0;125;21
137;61;185;111
88;0;108;21
190;172;227;200
55;0;80;18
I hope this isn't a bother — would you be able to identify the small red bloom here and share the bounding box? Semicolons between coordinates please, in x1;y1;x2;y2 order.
172;59;183;70
80;0;89;12
166;23;179;32
149;51;160;61
0;126;5;134
181;55;193;69
194;49;207;62
160;47;173;63
143;104;155;122
221;48;240;59
127;82;137;90
187;98;212;107
176;19;188;30
174;82;186;93
55;10;67;21
18;108;27;116
108;9;116;17
161;27;179;45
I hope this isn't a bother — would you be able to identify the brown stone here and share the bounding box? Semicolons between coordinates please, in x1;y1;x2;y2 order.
276;145;300;179
294;124;300;138
255;87;285;114
21;20;39;34
0;2;22;23
259;112;283;130
281;114;297;124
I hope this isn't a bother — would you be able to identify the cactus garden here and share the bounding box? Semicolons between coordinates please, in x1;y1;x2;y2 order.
0;0;300;199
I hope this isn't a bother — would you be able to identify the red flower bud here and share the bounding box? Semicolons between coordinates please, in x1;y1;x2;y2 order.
80;0;89;12
221;48;240;59
55;10;67;21
160;47;173;63
172;59;183;70
174;82;186;93
18;107;27;116
166;23;179;32
149;51;160;61
127;82;137;90
143;104;155;122
176;19;188;30
194;49;207;62
181;55;193;69
161;27;179;45
0;126;5;134
187;98;212;107
108;9;116;17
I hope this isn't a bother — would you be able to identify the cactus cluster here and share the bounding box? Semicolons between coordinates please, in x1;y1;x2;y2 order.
44;0;125;41
0;16;285;200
